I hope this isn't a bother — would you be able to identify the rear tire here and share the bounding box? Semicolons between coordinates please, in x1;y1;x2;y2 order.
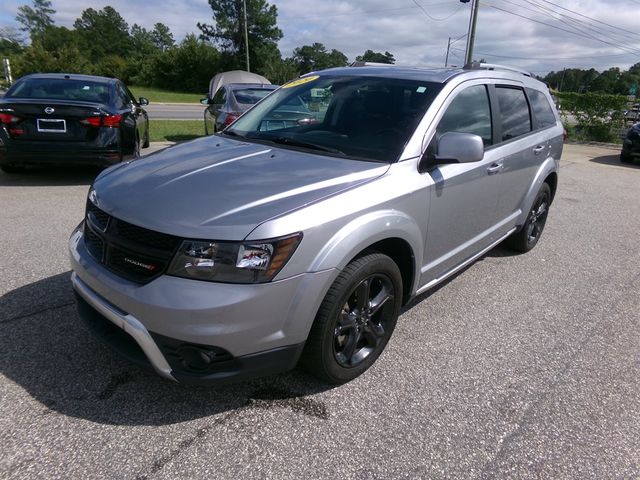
133;135;141;158
506;183;551;253
620;151;632;164
300;252;402;384
142;127;150;148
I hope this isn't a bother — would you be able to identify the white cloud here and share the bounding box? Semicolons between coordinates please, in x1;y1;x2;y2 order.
1;0;639;74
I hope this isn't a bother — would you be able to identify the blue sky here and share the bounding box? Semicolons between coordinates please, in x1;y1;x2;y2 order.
1;0;639;74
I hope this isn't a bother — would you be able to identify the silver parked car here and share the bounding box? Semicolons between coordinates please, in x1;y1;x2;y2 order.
70;63;563;385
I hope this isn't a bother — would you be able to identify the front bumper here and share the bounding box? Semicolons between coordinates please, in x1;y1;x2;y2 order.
69;226;336;384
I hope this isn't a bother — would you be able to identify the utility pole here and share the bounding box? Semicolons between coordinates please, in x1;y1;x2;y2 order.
464;0;480;65
243;0;250;72
445;37;451;67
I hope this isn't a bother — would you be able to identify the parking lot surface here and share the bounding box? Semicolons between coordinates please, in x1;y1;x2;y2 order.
1;143;638;479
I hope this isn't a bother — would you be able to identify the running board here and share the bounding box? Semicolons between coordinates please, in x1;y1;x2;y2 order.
415;227;517;296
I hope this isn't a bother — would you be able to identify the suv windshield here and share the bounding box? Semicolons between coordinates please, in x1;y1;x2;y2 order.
6;78;112;103
226;75;442;162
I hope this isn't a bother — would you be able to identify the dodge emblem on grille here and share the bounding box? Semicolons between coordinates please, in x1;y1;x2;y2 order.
44;107;55;114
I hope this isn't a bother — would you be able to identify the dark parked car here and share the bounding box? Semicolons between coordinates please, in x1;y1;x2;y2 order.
201;70;276;134
0;73;149;173
621;122;640;163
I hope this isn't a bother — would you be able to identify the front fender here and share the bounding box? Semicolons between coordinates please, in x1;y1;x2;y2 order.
516;155;558;227
310;209;423;290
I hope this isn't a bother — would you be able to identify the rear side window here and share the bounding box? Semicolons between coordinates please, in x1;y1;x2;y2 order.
496;86;531;141
437;84;492;146
527;89;557;129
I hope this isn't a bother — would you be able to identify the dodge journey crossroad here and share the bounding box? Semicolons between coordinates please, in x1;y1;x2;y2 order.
69;63;563;385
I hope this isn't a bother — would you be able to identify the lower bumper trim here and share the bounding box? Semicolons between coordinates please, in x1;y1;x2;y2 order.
72;272;306;385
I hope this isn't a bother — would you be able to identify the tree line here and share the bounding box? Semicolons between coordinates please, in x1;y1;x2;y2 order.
542;65;640;96
0;0;395;92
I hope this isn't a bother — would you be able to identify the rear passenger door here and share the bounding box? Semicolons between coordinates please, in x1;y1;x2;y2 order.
491;84;545;225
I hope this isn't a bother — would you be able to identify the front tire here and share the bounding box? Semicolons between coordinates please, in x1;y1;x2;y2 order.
300;252;402;384
506;183;551;253
620;151;632;164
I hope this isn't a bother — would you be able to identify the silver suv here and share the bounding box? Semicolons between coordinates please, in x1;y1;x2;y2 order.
69;63;563;385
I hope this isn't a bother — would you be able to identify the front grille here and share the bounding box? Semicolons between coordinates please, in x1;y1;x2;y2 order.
84;201;181;284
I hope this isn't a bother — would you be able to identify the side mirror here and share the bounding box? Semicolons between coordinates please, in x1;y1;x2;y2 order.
200;97;211;105
138;97;149;106
419;132;484;172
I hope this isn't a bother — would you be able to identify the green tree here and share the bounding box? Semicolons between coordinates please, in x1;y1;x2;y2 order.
261;57;299;84
197;0;282;73
73;6;133;61
15;40;89;77
355;49;395;64
0;26;25;56
292;43;348;73
151;23;175;52
130;24;157;56
149;34;221;92
15;0;55;39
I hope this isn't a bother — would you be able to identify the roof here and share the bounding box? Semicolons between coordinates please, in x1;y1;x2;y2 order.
208;71;271;98
19;73;118;84
309;63;542;87
311;66;465;84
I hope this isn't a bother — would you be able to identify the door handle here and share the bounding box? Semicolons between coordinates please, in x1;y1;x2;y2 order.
533;145;545;155
487;163;503;175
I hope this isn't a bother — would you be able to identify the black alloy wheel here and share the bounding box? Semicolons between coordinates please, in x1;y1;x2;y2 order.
300;252;402;384
507;182;551;253
333;274;395;367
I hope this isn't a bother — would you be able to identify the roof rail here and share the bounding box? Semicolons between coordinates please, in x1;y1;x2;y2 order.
463;62;532;77
349;61;398;68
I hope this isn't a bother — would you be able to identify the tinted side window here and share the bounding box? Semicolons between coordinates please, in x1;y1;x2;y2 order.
116;84;131;108
496;86;531;141
212;89;225;105
527;88;557;129
437;85;492;146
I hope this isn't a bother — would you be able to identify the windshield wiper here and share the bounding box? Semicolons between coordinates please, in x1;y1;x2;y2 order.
221;130;244;138
266;136;345;156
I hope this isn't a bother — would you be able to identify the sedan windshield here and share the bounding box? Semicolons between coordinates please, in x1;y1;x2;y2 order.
6;78;112;103
226;75;442;162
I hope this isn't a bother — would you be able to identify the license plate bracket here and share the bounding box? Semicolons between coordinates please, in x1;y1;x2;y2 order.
37;118;67;133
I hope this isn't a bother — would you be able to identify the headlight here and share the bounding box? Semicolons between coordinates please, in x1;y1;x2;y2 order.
166;233;302;283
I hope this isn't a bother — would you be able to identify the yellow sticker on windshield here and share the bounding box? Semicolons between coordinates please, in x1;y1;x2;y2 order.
282;75;319;89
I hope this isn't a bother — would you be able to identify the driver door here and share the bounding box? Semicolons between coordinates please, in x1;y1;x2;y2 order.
420;83;503;284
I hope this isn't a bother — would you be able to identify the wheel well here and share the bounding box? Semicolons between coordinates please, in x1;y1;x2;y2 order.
544;172;558;204
359;238;415;305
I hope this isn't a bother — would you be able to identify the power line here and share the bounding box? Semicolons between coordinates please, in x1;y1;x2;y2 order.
482;3;640;56
450;46;637;61
411;0;465;21
535;0;640;40
521;0;640;45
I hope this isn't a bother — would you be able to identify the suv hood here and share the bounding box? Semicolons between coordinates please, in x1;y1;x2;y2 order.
92;135;389;240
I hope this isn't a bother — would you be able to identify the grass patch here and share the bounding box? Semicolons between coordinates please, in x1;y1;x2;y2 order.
149;120;205;142
130;86;203;104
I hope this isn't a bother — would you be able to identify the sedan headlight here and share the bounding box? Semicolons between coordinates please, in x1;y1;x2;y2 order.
167;233;302;283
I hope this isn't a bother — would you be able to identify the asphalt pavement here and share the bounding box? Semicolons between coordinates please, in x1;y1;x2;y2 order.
0;143;639;479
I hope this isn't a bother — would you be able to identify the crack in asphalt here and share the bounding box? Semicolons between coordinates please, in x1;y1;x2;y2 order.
135;388;329;479
0;301;75;324
479;269;640;477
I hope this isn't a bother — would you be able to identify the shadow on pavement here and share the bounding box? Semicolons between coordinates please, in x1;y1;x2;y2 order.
0;272;331;426
589;153;640;169
0;166;102;187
